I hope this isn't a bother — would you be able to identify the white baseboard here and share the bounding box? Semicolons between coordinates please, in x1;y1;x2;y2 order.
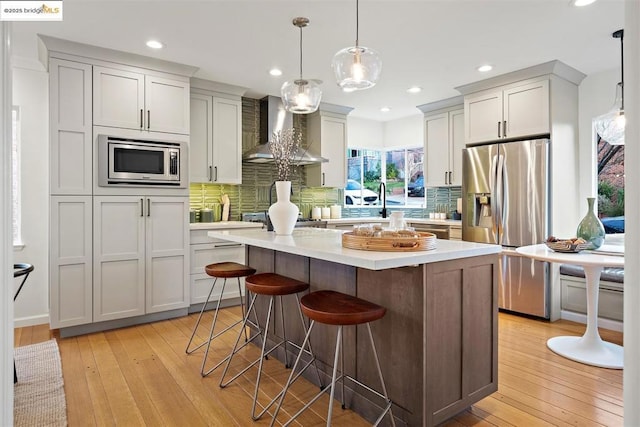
560;310;623;332
14;314;49;328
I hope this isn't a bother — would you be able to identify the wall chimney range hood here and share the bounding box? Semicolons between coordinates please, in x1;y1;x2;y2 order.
242;96;328;164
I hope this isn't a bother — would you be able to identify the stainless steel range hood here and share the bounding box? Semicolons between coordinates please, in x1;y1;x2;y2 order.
242;96;327;164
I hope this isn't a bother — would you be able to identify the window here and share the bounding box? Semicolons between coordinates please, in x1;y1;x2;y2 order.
12;106;22;246
596;136;624;233
345;147;424;208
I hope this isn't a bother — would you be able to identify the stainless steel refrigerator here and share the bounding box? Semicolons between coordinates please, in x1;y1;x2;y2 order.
462;138;550;318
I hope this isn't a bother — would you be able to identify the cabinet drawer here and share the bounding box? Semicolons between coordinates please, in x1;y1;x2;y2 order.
190;229;231;244
449;226;462;240
190;242;244;274
561;276;623;321
191;273;244;304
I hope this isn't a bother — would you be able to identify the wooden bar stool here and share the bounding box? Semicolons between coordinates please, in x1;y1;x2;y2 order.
271;290;396;427
185;261;256;377
219;272;323;421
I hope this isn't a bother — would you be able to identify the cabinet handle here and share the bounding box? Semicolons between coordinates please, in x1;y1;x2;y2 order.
214;166;218;182
503;120;507;138
140;109;143;129
147;110;150;129
322;172;325;186
214;243;243;248
147;198;151;217
449;171;452;184
208;166;212;181
140;198;144;217
444;172;448;184
497;121;501;138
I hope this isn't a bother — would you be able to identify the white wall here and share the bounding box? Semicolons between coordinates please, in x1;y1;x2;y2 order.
577;68;620;204
1;21;14;426
347;116;384;149
348;114;424;150
624;0;639;422
12;58;49;326
383;114;423;148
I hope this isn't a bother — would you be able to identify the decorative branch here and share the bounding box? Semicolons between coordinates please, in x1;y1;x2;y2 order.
268;128;302;181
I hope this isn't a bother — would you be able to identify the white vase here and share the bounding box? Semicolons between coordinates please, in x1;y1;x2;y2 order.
268;181;299;235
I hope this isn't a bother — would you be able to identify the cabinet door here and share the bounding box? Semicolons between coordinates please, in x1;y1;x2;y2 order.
424;112;449;187
503;80;549;139
50;59;93;195
449;108;465;186
465;89;502;144
321;116;347;187
189;93;213;182
145;197;189;313
145;75;190;134
50;196;93;328
212;97;242;184
190;242;245;304
93;66;144;130
93;196;145;321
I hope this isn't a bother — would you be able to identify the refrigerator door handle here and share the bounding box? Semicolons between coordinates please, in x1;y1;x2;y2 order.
490;154;499;242
495;154;505;241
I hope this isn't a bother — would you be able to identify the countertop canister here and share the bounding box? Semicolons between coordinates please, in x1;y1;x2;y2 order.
330;205;342;219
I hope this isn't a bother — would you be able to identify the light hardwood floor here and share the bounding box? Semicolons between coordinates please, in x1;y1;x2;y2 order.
15;310;623;426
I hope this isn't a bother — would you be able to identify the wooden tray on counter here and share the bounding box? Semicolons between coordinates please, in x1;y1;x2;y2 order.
342;231;437;252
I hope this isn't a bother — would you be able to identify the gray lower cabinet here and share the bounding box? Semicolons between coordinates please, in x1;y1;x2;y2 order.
189;229;246;309
246;246;498;426
49;196;93;328
93;196;189;322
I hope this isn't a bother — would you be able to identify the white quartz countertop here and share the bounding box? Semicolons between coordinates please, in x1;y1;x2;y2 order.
325;217;462;227
190;221;263;230
208;228;499;270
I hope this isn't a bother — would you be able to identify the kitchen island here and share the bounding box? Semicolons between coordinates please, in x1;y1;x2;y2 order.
208;228;500;426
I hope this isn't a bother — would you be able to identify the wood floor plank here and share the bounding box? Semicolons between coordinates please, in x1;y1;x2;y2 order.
76;334;114;425
57;336;97;426
15;310;626;427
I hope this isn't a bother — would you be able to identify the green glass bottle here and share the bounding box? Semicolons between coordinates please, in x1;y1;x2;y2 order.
576;197;605;250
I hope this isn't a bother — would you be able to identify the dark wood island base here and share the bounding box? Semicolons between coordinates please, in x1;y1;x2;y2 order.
245;245;498;426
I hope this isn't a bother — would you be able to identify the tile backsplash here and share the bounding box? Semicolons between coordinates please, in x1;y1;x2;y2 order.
190;96;462;221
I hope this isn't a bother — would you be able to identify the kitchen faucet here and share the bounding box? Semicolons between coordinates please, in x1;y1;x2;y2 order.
379;182;388;218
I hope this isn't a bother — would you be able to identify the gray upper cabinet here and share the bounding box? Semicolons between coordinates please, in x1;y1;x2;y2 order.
464;79;549;144
49;58;93;195
189;90;243;184
93;65;190;135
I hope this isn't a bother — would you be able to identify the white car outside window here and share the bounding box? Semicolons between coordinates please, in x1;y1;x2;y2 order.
344;179;379;205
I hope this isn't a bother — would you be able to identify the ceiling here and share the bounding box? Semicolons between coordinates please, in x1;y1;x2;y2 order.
10;0;625;121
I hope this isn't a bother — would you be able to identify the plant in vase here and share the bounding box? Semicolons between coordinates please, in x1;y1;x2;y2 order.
267;129;301;235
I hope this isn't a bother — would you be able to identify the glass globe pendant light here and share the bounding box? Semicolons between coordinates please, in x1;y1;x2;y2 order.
281;17;322;114
332;0;382;91
594;29;625;145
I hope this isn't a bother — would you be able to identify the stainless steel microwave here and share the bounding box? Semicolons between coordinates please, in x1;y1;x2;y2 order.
98;135;187;187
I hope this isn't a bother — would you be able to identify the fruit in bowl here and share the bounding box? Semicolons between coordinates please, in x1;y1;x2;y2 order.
545;236;589;253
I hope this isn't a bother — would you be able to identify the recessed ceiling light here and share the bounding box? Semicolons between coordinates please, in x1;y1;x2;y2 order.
380;107;391;112
407;86;422;94
572;0;596;6
146;40;164;49
269;68;282;77
477;64;493;72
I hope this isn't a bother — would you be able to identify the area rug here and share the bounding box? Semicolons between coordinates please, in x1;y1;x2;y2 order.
14;339;67;427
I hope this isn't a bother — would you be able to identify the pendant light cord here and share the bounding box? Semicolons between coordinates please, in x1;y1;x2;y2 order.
355;0;359;47
299;25;303;79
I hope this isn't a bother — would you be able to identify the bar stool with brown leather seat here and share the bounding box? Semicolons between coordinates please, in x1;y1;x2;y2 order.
271;290;396;427
185;261;257;377
219;272;323;421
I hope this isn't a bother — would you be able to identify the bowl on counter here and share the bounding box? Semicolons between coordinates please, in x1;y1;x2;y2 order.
545;238;589;253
